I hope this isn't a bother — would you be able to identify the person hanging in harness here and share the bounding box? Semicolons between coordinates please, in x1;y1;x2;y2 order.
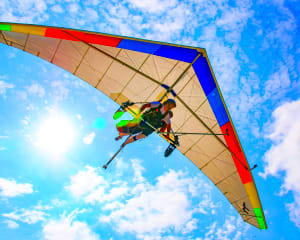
115;99;176;147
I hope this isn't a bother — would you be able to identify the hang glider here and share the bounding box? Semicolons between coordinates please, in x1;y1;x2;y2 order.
0;22;267;229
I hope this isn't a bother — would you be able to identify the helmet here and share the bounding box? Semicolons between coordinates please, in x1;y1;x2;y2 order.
164;99;176;107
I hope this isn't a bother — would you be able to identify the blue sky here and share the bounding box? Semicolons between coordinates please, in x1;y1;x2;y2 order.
0;0;300;239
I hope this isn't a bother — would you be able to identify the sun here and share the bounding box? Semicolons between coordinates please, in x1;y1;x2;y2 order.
35;112;75;156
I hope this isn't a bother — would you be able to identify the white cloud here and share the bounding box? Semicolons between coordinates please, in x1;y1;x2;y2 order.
3;220;19;229
3;209;47;224
93;1;192;40
227;74;264;136
68;3;80;13
67;163;217;239
114;156;130;172
131;158;145;183
96;105;106;113
128;0;178;13
0;80;14;97
85;8;99;22
286;194;300;229
99;170;208;239
216;4;253;43
261;98;300;228
84;0;101;6
196;194;219;215
43;210;100;240
86;185;129;204
0;178;33;197
16;90;28;101
51;198;67;207
84;186;105;204
21;115;30;125
66;165;130;204
0;0;49;23
3;203;54;226
204;221;217;240
101;188;191;235
263;63;291;100
65;166;106;198
50;80;69;101
83;132;96;144
51;4;64;13
144;5;187;41
154;145;163;154
7;51;16;59
262;5;296;52
35;202;53;211
26;83;46;98
103;201;124;211
182;218;198;234
0;146;6;151
204;216;249;240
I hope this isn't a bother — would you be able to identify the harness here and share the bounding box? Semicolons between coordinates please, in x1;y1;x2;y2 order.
141;104;170;129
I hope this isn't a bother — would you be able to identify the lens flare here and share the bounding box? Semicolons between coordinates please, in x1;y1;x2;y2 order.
93;118;106;130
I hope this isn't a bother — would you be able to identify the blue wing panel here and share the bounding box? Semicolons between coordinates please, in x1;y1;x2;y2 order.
193;56;216;96
154;45;199;63
117;39;161;54
207;87;229;127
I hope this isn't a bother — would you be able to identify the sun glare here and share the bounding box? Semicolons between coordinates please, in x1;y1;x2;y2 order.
35;112;75;156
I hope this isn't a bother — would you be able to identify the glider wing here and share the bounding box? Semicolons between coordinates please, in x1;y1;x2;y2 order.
0;22;266;229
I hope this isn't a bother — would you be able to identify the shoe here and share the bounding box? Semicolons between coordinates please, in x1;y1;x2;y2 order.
115;136;122;141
